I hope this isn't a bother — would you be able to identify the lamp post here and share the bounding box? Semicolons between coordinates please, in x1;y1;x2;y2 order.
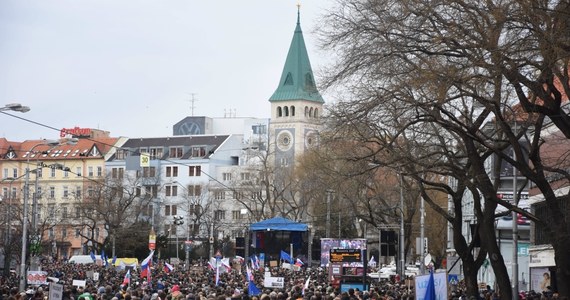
173;215;184;261
19;139;75;291
399;174;405;279
172;181;192;268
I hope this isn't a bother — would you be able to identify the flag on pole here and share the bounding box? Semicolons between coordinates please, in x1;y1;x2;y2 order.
368;255;377;267
101;250;108;267
302;276;310;295
221;260;232;272
215;262;220;286
280;250;293;263
140;250;154;278
424;271;436;300
246;266;260;296
90;251;96;262
251;255;260;270
122;269;131;285
164;262;174;274
294;258;304;267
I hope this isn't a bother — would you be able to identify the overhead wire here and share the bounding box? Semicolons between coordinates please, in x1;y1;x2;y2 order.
0;110;261;198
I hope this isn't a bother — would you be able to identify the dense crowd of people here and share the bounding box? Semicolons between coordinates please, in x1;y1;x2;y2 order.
0;256;563;300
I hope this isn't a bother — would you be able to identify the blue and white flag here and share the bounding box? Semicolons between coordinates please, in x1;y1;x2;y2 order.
280;250;293;263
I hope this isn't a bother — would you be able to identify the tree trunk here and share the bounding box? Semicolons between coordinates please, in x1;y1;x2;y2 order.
480;209;512;300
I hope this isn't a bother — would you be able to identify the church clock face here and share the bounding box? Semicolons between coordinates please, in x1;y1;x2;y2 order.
277;130;294;151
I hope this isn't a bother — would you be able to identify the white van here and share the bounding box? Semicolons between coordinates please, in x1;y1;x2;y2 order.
68;255;102;265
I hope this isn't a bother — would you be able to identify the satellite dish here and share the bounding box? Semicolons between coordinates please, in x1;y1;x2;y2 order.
424;253;433;267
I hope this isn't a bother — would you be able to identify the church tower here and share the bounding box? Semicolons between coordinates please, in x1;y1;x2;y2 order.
269;6;324;169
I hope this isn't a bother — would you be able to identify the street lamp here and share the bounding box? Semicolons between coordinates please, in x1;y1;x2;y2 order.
398;174;405;279
19;138;76;291
173;215;184;261
172;181;193;268
0;103;30;113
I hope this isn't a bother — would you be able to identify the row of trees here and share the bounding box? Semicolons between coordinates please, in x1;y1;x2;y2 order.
306;0;570;298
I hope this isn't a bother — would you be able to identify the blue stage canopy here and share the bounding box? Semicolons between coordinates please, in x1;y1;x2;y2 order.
249;217;308;232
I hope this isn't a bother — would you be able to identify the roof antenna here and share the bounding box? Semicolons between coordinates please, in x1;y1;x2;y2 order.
187;93;198;116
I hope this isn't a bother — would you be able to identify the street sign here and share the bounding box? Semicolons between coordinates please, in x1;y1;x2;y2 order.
148;228;156;250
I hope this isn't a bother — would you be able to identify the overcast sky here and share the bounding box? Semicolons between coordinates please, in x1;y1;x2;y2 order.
0;0;334;141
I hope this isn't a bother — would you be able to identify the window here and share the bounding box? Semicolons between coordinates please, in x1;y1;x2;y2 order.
11;187;17;199
3;169;7;179
165;185;178;197
116;149;129;160
75;186;82;198
166;166;178;177
240;173;250;181
97;166;102;177
50;167;56;178
2;188;6;198
37;168;43;178
76;167;82;177
190;223;200;235
75;229;81;238
48;204;55;218
189;166;201;176
111;168;124;179
223;173;232;181
215;210;225;220
233;191;244;200
49;228;54;239
149;147;163;160
165;205;177;216
49;187;55;198
62;228;67;238
191;146;206;157
214;190;225;200
12;168;17;178
144;185;158;198
141;167;156;178
252;124;266;134
232;210;242;220
87;186;94;197
88;166;94;177
189;204;201;216
280;157;289;167
75;207;81;218
169;147;183;158
187;185;202;197
64;169;69;177
62;206;68;219
136;186;141;197
36;187;42;198
63;186;69;198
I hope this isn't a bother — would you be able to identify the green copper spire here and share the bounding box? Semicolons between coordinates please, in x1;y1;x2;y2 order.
269;6;324;103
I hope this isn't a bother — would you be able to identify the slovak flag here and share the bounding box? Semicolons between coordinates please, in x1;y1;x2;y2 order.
164;262;174;274
140;250;154;278
246;266;254;282
122;269;131;285
294;258;304;267
250;255;260;270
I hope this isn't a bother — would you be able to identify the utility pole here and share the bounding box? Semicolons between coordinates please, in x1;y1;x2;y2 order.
512;129;519;299
326;190;332;238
